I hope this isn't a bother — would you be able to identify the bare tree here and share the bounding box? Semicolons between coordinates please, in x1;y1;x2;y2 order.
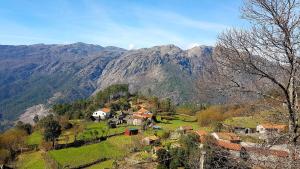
214;0;300;168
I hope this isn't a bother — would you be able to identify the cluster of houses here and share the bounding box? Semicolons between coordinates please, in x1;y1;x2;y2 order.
193;124;294;168
91;106;295;168
143;123;291;168
232;123;287;135
92;106;155;127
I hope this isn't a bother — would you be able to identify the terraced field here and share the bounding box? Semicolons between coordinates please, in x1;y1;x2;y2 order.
16;151;46;169
48;135;132;168
87;160;114;169
26;131;43;146
20;115;210;168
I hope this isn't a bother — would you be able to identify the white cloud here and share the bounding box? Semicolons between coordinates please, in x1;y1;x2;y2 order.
128;44;135;50
187;43;200;49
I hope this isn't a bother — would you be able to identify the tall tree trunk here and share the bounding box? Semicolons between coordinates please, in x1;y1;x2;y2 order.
52;138;55;149
286;75;299;169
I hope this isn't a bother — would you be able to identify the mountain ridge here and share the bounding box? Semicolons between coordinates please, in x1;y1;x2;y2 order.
0;42;221;127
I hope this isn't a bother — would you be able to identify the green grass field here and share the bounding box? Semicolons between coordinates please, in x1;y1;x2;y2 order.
158;119;201;131
78;121;136;140
16;151;46;169
25;115;206;168
223;116;261;128
143;116;211;138
27;117;202;146
56;121;136;143
48;135;132;168
86;159;114;169
27;131;43;146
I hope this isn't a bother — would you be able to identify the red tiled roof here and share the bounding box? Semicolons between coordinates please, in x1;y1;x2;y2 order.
133;108;152;119
217;140;242;151
195;130;207;136
133;113;152;119
136;107;149;114
194;130;208;143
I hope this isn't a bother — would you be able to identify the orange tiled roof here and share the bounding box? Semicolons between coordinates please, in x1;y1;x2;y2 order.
138;103;150;109
216;132;240;142
136;107;149;114
217;140;242;151
194;130;207;136
194;130;208;143
133;108;152;119
261;124;287;130
101;108;111;113
133;113;152;119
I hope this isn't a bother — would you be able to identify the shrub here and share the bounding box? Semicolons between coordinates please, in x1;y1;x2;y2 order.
161;131;170;139
0;148;10;164
197;106;228;126
157;149;171;168
39;140;53;151
157;164;168;169
143;145;152;152
175;103;207;116
63;123;73;130
160;116;176;121
16;121;33;135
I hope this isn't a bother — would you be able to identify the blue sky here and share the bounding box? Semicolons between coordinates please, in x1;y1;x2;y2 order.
0;0;247;49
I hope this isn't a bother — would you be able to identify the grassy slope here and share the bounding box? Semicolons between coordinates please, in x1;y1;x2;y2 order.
48;117;205;168
48;135;131;168
86;159;114;169
16;151;46;169
27;131;43;146
77;121;136;141
156;115;210;131
223;116;262;128
24;113;210;168
26;126;117;145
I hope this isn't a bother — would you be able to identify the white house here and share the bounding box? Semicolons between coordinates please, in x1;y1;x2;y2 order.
92;108;111;120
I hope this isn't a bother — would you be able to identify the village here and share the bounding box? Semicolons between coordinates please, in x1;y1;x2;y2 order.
0;84;297;169
90;104;291;168
2;0;300;168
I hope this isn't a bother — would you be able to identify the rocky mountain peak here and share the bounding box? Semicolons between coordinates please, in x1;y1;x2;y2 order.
151;44;182;56
186;45;213;57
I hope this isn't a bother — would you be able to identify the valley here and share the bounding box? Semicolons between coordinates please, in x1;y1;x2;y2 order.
0;84;292;169
0;43;220;131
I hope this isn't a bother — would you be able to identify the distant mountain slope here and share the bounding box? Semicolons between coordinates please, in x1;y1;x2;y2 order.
0;43;125;121
0;43;229;124
95;45;216;104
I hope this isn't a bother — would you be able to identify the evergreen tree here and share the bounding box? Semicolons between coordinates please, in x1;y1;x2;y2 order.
43;119;62;148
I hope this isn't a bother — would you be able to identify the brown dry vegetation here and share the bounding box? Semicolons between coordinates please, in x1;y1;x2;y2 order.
196;102;284;127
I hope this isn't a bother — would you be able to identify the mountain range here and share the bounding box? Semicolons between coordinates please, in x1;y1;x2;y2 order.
0;42;228;125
